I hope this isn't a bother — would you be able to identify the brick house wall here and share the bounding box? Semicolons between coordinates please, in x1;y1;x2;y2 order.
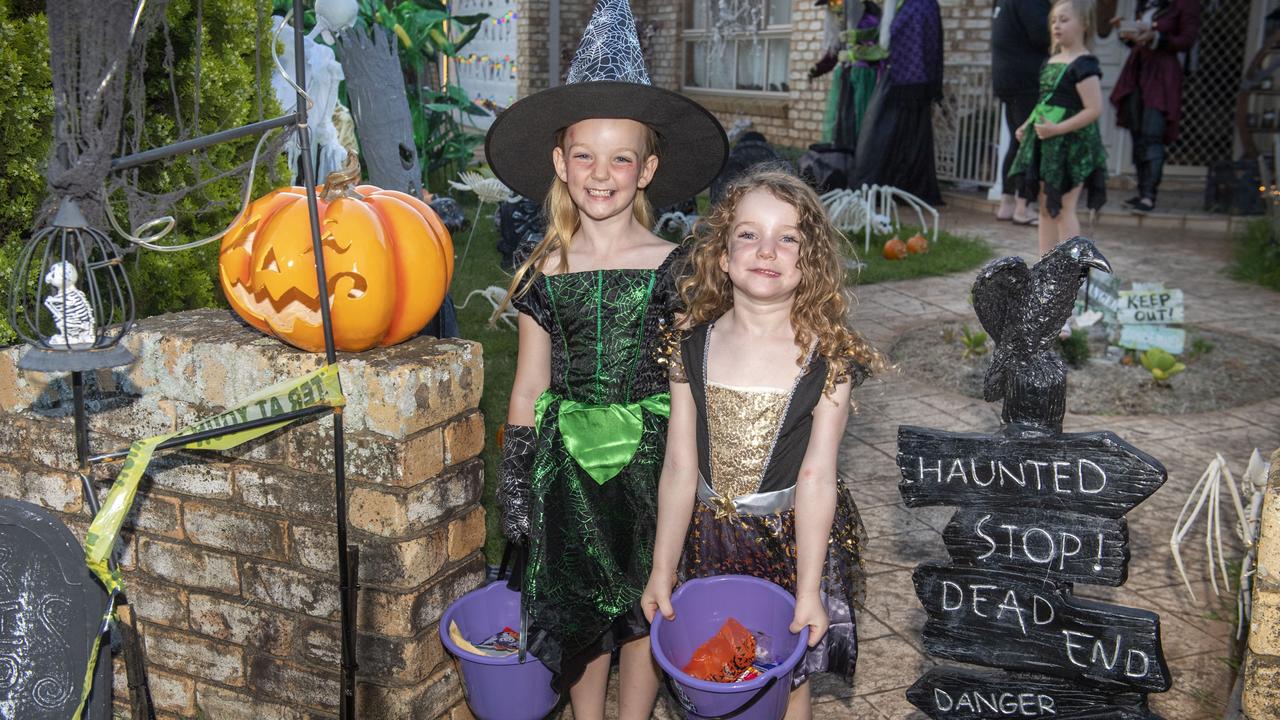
510;0;996;152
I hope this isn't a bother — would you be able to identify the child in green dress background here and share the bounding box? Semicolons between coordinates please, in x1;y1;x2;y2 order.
1009;0;1108;258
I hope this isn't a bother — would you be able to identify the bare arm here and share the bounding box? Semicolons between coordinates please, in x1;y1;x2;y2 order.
642;379;699;621
1036;75;1102;138
1057;75;1103;133
794;380;850;605
507;313;551;425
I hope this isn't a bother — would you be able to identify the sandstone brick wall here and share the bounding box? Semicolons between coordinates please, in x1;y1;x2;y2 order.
0;309;487;720
1243;448;1280;719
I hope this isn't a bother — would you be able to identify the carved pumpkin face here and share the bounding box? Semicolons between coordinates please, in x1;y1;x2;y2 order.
218;178;453;353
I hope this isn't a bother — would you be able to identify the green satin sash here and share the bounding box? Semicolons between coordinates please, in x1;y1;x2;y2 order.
534;390;671;485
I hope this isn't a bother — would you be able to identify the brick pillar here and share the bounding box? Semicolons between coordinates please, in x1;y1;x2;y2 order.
0;309;486;720
1243;448;1280;719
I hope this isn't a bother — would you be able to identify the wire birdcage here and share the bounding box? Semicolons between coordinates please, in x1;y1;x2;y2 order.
8;199;136;372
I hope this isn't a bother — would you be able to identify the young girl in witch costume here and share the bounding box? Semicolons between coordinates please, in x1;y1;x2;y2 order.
641;169;885;719
486;1;727;717
1008;0;1107;258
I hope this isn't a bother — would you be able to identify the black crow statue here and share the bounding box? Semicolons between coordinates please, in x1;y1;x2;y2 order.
972;236;1111;434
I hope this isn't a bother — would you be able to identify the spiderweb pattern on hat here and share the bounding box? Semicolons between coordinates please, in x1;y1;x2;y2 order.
565;0;651;84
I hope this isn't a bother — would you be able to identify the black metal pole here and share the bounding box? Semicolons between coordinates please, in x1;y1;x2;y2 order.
291;2;357;717
110;114;295;172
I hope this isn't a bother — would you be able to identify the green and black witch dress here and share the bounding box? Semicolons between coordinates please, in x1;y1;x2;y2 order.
510;245;687;692
1008;55;1108;217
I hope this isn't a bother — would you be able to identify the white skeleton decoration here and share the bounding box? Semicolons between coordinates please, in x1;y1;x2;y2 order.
821;184;939;255
449;170;514;272
1170;450;1270;638
43;261;97;348
457;286;519;330
272;17;348;181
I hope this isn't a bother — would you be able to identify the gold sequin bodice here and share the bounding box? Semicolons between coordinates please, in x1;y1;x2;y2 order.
706;382;789;499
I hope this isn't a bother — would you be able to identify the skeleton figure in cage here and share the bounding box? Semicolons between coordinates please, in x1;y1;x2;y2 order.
43;261;97;348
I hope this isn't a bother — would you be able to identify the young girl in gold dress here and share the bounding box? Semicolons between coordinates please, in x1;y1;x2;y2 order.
642;169;886;719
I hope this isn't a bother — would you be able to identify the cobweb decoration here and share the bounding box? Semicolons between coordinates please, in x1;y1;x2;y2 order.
100;0;288;250
566;0;651;84
692;0;765;66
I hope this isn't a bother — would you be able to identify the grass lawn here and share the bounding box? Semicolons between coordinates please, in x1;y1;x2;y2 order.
1230;218;1280;292
446;197;990;565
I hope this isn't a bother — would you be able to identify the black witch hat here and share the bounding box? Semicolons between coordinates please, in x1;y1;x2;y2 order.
485;0;727;208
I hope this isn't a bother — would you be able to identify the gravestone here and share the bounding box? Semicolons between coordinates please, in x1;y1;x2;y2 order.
899;241;1171;718
0;500;111;719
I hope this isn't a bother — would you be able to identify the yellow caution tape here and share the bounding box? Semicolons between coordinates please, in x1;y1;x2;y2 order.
73;364;345;718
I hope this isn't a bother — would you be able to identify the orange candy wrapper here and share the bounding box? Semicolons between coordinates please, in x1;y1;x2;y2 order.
682;618;757;683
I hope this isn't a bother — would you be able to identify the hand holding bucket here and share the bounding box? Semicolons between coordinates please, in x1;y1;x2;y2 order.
651;575;810;720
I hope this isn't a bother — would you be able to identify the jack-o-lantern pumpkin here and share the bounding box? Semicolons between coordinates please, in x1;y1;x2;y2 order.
218;156;453;352
882;237;908;261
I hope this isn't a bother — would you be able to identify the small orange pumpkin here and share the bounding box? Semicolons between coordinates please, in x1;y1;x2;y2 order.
906;233;929;255
219;157;453;352
883;237;908;260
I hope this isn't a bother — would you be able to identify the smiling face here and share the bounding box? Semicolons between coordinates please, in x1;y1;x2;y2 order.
552;118;659;223
719;188;803;305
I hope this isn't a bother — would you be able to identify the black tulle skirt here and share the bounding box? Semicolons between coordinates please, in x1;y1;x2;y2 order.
677;486;867;687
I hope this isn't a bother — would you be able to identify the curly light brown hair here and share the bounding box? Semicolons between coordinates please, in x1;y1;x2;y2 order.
678;168;887;393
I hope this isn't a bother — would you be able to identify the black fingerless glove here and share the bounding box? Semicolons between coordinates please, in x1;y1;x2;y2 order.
497;424;537;543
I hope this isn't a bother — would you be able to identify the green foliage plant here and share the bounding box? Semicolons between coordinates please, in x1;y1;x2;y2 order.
1187;337;1215;359
0;0;283;343
1139;347;1186;385
1230;218;1280;292
960;324;989;359
1058;328;1090;368
120;0;285;323
0;1;52;345
347;0;488;191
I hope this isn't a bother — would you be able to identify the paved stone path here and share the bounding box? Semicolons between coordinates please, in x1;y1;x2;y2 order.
813;209;1280;719
574;209;1280;719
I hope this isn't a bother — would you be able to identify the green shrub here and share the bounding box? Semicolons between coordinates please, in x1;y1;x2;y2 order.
0;3;52;344
1230;218;1280;292
0;0;282;345
1058;329;1090;368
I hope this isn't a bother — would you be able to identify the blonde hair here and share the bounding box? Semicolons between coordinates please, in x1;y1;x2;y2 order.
1050;0;1096;52
678;169;888;394
495;123;659;320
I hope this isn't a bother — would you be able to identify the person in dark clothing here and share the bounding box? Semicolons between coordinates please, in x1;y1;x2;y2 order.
1109;0;1202;214
850;0;944;205
992;0;1052;224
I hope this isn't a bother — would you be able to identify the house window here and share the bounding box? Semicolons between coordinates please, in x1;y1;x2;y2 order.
684;0;792;95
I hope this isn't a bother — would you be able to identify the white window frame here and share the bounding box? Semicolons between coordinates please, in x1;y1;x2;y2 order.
682;1;793;98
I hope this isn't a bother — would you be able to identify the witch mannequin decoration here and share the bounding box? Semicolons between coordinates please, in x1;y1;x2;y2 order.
485;0;727;717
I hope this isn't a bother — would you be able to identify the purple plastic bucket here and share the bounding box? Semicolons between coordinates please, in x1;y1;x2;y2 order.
438;581;560;720
651;575;809;720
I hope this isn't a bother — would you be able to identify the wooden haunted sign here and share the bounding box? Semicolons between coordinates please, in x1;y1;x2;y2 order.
0;500;111;719
907;667;1156;720
914;565;1171;692
897;239;1171;719
941;508;1129;586
898;427;1165;518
